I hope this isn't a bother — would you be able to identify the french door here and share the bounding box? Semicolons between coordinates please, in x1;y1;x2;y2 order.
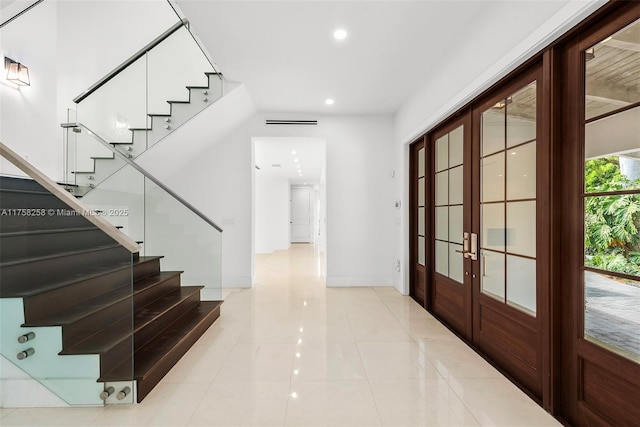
427;64;548;400
430;115;472;338
559;7;640;425
470;66;547;399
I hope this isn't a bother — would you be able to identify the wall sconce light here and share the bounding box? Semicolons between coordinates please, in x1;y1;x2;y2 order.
4;57;30;86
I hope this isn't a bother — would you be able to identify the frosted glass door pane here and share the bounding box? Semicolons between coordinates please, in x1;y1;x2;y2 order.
418;236;425;266
481;250;505;300
436;135;448;172
482;203;505;251
449;243;464;284
507;82;537;147
507;255;536;314
449;126;464;167
507;142;536;200
436;172;448;206
506;201;536;257
482;153;505;202
482;108;505;157
435;240;448;276
418;148;425;177
418;207;425;236
449;166;464;205
418;178;425;206
435;207;448;241
449;205;463;244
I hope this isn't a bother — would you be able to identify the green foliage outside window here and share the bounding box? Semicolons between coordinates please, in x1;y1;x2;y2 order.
584;157;640;277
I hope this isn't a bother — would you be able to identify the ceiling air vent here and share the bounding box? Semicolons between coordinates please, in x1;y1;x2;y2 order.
265;119;317;126
271;164;282;168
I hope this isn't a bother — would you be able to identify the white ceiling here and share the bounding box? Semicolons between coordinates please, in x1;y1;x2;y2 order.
254;137;325;185
177;0;572;115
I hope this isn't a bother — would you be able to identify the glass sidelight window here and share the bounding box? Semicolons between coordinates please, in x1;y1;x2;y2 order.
434;125;464;283
583;17;640;362
480;82;538;315
417;147;426;266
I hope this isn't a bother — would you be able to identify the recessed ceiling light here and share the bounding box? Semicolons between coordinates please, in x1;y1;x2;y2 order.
325;99;334;105
294;158;299;162
334;29;347;40
291;150;296;155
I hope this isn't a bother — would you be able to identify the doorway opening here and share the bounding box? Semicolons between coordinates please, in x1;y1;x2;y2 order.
251;137;326;284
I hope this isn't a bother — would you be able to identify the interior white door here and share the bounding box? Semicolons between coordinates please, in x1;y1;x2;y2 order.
291;187;311;243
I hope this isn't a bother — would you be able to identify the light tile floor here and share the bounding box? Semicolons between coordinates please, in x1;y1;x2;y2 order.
1;244;561;426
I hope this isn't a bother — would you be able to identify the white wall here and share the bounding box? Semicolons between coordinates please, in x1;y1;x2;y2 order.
1;0;180;181
0;0;59;179
255;176;290;254
152;113;396;288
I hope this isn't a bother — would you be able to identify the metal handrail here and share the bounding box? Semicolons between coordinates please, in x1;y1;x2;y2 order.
68;122;223;233
73;21;187;103
0;0;44;29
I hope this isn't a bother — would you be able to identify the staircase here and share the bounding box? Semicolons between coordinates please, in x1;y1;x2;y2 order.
68;71;222;197
0;176;222;403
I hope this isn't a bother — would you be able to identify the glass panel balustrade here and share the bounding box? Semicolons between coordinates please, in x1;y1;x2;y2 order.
64;21;222;190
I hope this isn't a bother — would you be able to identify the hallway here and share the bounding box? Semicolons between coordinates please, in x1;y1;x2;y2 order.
1;244;560;426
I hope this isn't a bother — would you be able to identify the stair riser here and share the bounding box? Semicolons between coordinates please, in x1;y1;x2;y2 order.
0;246;131;296
1;229;116;263
23;258;162;322
0;193;93;232
0;190;79;211
74;157;126;187
63;299;133;348
134;292;201;352
0;177;47;193
133;274;182;312
132;257;162;282
136;303;221;402
101;339;134;378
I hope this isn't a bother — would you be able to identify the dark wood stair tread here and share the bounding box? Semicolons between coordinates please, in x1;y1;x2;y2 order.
62;286;204;356
101;300;222;382
0;256;162;298
24;272;182;327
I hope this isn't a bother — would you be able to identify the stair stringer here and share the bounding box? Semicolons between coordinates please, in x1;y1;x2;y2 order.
136;82;256;176
0;298;103;407
72;73;223;193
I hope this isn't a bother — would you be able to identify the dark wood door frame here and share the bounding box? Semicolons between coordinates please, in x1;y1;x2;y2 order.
409;137;428;308
556;4;640;426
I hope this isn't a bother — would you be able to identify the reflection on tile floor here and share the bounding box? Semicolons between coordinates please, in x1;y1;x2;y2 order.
1;244;560;426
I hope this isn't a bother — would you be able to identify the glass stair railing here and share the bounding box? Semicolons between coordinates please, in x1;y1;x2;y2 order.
1;142;136;406
2;0;223;408
1;128;222;406
64;123;223;302
63;19;223;197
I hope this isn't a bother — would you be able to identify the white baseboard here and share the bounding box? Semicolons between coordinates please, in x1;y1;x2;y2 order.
222;276;253;288
325;276;393;287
